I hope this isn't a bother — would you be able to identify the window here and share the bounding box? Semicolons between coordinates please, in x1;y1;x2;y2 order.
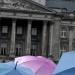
0;43;7;55
17;27;22;34
32;28;37;36
31;44;37;55
16;48;21;56
60;27;68;38
2;26;8;33
0;48;6;55
60;31;67;37
15;44;22;56
32;45;37;50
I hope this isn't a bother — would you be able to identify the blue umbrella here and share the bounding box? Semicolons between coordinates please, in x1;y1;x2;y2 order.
0;61;34;75
53;51;75;75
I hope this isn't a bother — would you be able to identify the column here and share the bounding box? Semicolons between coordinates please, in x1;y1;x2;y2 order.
10;19;16;57
42;21;47;56
49;24;54;56
26;20;32;55
52;18;61;61
0;18;1;55
69;28;73;51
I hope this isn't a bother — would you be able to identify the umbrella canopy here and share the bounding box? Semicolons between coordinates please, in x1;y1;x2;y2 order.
15;56;56;75
53;51;75;75
0;61;34;75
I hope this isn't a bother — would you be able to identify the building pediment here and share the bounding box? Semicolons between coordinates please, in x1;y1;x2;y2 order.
0;0;55;13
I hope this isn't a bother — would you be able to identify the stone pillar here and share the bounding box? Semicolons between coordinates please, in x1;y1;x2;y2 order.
10;19;16;57
52;18;61;61
26;20;32;55
49;24;54;56
42;21;47;56
0;18;1;54
69;28;73;51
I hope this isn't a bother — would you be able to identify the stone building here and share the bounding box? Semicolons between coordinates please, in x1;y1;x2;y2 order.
0;0;75;62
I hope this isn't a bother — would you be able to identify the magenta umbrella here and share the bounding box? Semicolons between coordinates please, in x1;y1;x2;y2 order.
15;56;56;75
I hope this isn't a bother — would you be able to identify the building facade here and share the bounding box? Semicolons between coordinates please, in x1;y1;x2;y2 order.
0;0;75;62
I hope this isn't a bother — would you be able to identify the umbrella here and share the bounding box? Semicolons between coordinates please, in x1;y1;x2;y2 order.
53;51;75;75
15;56;56;75
0;61;34;75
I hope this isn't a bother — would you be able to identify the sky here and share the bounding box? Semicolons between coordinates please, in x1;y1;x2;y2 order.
46;0;75;11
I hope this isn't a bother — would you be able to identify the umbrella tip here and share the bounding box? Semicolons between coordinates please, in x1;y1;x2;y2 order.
15;61;18;70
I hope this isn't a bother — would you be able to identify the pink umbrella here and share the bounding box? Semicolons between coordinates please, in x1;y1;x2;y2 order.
15;56;56;75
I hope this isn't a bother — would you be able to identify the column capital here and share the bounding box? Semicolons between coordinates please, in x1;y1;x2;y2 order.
28;19;32;24
48;21;55;26
12;19;16;23
43;20;48;24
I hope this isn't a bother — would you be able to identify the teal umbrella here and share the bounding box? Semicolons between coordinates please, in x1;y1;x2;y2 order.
0;61;34;75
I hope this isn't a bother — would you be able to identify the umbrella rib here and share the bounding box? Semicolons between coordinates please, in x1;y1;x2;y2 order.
15;61;18;69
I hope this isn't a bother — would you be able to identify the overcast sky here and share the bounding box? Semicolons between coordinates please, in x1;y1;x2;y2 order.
47;0;75;11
